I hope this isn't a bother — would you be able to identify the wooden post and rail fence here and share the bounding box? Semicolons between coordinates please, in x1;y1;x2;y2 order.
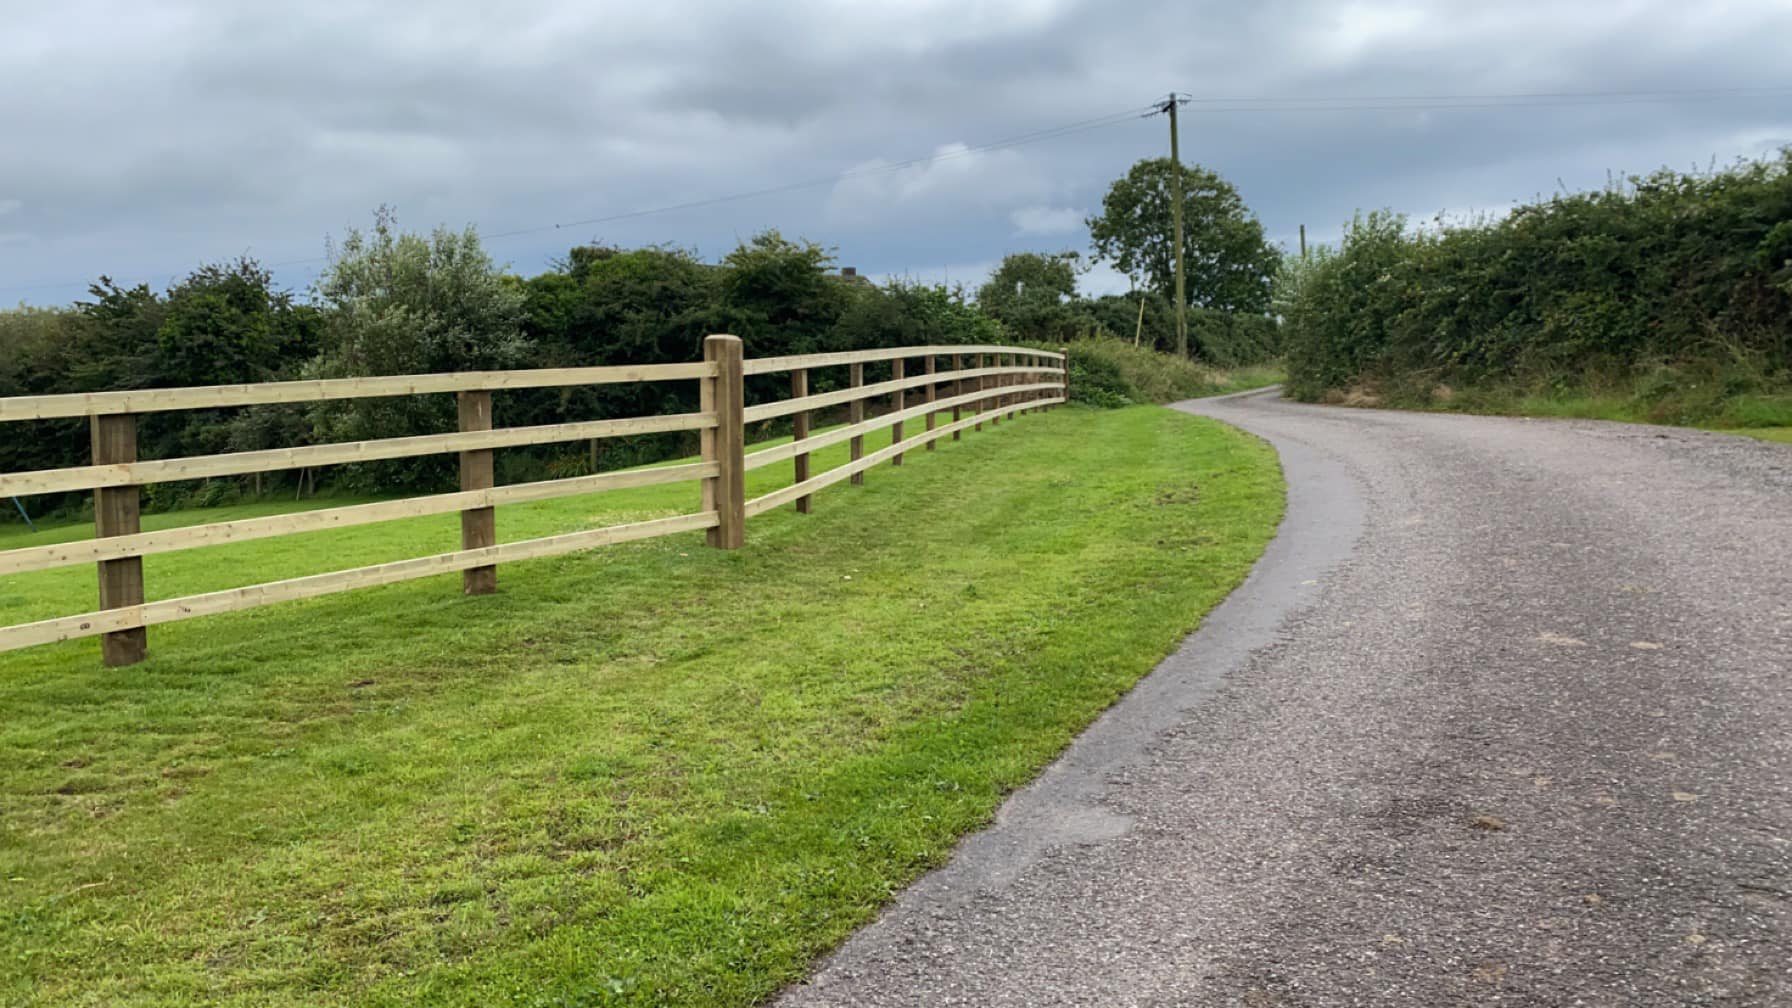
0;340;1068;666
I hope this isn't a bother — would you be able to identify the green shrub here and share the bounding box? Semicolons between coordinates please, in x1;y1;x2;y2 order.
1057;338;1229;406
1280;151;1792;404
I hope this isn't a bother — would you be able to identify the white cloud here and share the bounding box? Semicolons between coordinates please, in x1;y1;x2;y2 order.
825;143;1047;224
4;0;1792;304
1010;205;1084;236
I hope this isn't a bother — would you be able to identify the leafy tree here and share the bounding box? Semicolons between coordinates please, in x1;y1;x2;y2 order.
151;260;324;470
313;207;529;378
310;208;529;491
513;245;721;471
157;258;321;388
715;230;845;357
66;278;167;393
975;252;1084;342
833;280;1003;355
1087;159;1280;319
0;307;88;508
0;261;323;512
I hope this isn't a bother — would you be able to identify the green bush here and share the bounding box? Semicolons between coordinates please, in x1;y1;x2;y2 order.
1058;338;1228;406
1281;151;1792;408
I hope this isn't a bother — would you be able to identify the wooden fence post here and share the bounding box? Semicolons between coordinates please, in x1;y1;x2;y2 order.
791;368;812;514
458;390;497;595
848;362;866;486
990;353;1004;427
92;413;146;666
1061;346;1071;407
924;355;938;451
891;357;906;466
952;354;965;441
702;335;746;549
975;353;987;432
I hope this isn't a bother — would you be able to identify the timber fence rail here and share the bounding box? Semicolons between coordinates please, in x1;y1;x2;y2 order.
0;338;1068;666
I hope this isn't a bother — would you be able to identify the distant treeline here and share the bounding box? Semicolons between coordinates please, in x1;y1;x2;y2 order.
1281;151;1792;414
1;214;1276;517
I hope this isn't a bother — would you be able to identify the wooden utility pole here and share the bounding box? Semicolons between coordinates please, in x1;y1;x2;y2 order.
1300;224;1308;260
1160;93;1190;359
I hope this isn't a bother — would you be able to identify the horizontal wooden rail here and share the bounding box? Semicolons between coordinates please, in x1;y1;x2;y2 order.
0;362;717;422
2;412;714;498
744;382;1062;472
0;462;715;576
742;364;1058;424
0;511;719;652
742;344;1063;376
745;395;1066;516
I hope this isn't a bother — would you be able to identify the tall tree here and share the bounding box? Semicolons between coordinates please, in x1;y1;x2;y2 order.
1087;159;1280;321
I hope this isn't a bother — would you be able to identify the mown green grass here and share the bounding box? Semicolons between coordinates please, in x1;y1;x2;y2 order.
0;405;1282;1007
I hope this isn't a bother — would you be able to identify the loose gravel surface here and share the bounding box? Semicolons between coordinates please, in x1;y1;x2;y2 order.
778;391;1792;1007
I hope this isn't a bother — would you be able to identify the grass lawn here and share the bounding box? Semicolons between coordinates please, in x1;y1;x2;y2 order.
0;405;1282;1007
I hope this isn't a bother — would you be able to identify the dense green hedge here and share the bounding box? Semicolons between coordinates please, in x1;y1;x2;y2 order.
1282;151;1792;405
0;234;1003;518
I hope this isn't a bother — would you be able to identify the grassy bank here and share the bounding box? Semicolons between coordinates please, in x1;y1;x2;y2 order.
1317;367;1792;443
1059;337;1281;408
1;405;1282;1007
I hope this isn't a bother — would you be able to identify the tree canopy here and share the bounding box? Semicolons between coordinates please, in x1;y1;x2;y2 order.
974;251;1083;342
1087;158;1279;316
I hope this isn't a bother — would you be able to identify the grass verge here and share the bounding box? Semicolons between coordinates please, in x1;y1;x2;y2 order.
1317;370;1792;445
1731;427;1792;444
0;405;1282;1007
1057;337;1281;408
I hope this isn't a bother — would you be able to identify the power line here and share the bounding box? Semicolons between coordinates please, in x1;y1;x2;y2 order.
1175;85;1792;113
1182;84;1792;106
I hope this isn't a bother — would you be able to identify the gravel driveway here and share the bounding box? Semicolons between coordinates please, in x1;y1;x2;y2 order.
777;390;1792;1006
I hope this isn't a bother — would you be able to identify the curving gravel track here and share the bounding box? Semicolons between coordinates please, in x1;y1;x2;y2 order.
778;390;1792;1007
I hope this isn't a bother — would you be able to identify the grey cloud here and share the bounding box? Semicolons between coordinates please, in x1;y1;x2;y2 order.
3;0;1790;304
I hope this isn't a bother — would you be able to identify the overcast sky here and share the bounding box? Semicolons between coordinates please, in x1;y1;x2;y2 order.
4;0;1790;307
